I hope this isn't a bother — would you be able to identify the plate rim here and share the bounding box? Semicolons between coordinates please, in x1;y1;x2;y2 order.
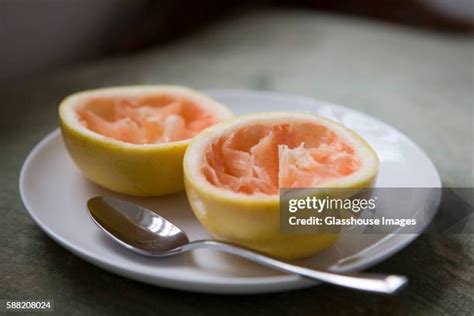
19;89;442;294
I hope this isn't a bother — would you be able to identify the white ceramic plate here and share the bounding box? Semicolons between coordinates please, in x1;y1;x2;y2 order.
20;90;441;294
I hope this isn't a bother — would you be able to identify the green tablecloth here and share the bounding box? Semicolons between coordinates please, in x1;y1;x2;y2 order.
1;9;472;315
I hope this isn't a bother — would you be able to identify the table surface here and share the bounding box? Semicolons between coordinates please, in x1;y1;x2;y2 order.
1;8;473;316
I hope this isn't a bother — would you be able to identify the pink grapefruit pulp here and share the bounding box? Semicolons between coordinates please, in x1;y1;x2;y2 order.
77;94;217;144
202;122;360;195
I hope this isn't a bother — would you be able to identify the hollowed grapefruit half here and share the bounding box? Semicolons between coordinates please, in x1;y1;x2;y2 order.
59;86;233;196
184;112;378;259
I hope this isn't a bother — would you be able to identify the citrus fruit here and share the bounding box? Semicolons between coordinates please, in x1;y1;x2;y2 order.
59;86;233;196
184;112;378;259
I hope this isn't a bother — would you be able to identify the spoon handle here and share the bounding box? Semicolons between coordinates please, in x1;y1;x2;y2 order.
181;240;407;294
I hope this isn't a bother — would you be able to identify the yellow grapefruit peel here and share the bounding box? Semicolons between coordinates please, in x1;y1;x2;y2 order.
183;112;378;259
59;85;233;196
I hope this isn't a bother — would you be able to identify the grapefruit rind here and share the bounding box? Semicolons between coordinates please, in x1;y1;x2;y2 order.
59;85;233;196
183;112;378;259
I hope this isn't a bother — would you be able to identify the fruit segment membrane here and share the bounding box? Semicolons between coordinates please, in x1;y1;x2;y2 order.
202;123;360;194
77;95;215;144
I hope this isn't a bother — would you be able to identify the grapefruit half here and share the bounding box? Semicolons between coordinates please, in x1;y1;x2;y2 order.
184;112;378;259
59;86;233;196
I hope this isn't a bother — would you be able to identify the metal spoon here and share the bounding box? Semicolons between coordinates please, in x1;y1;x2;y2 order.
87;196;407;294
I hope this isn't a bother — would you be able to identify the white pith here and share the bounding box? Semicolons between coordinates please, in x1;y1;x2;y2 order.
59;85;233;149
184;112;379;201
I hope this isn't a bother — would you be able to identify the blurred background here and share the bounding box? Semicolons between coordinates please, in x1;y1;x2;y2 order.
1;0;473;84
0;0;473;187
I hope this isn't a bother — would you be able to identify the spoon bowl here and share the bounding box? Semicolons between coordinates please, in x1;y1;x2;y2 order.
88;196;189;256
